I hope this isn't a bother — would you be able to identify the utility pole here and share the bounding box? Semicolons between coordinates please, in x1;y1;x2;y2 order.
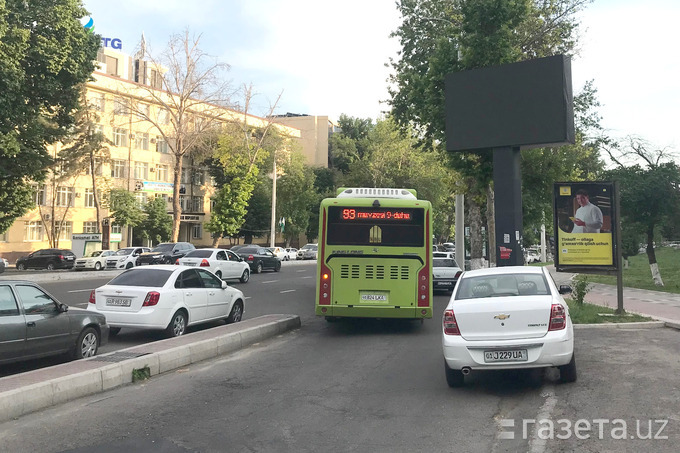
270;153;277;248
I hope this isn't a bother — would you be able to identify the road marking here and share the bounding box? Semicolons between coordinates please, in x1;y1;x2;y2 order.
529;387;558;453
261;280;278;284
296;270;307;273
302;276;314;279
280;290;296;294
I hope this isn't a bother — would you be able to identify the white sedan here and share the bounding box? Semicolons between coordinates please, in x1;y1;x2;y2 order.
177;248;250;283
88;265;245;337
74;250;117;271
442;266;576;387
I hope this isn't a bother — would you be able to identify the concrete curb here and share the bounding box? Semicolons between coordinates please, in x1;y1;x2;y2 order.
0;314;300;423
574;321;666;330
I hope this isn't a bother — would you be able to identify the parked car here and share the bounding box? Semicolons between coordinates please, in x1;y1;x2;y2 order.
74;250;117;271
442;266;576;387
15;248;76;270
433;256;463;293
88;265;245;337
177;248;250;283
136;242;196;265
105;247;151;270
525;249;541;264
284;247;298;260
237;246;281;273
441;242;455;252
267;246;296;261
0;257;8;273
0;281;109;365
296;243;318;260
433;251;456;259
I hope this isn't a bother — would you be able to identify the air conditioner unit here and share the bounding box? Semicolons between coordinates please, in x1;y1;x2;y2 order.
75;192;82;198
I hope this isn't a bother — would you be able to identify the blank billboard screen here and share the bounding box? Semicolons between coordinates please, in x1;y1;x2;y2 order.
445;55;574;152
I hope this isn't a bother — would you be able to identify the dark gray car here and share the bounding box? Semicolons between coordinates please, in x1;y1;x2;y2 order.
0;281;109;365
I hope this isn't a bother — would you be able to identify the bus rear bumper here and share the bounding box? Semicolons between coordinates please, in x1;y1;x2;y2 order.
316;305;432;319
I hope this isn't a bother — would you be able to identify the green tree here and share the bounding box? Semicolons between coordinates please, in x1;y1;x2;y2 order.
139;197;172;245
108;189;144;245
276;152;316;246
0;0;100;233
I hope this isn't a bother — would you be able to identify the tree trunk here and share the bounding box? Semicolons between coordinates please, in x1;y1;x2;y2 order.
467;197;484;269
171;149;184;242
486;184;496;267
211;233;222;247
645;230;664;286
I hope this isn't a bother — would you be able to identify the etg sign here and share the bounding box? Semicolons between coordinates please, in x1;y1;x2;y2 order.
102;37;122;50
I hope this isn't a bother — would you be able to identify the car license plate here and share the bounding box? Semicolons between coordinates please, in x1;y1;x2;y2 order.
106;297;131;307
360;293;388;303
484;349;528;363
438;281;452;286
185;262;196;266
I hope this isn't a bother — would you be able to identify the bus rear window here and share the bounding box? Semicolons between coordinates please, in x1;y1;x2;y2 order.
326;206;424;247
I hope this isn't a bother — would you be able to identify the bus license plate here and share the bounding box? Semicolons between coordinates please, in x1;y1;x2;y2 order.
360;293;388;303
106;297;131;307
484;349;528;363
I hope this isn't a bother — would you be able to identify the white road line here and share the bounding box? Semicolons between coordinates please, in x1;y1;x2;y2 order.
296;270;307;273
302;276;314;279
280;290;296;294
529;387;558;453
261;280;278;284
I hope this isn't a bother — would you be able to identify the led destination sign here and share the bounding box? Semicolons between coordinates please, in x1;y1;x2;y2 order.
341;209;412;221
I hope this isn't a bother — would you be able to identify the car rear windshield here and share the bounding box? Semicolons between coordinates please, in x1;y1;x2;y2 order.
434;258;459;268
152;244;174;252
108;269;173;287
238;247;260;254
185;250;212;258
455;273;550;299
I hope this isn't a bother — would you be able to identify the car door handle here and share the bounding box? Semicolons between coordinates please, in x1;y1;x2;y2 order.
185;292;193;296
27;321;36;327
209;292;216;296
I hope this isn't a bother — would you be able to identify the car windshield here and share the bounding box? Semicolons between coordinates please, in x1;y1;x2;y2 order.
302;244;317;250
185;250;212;258
434;258;459;268
455;273;550;299
108;269;173;287
152;244;174;252
89;251;103;257
114;248;135;256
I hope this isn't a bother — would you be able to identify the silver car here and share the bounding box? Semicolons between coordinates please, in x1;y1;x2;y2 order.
296;244;318;260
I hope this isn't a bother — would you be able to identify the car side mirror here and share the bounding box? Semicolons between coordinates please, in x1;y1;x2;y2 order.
558;284;572;295
221;280;227;289
59;303;69;313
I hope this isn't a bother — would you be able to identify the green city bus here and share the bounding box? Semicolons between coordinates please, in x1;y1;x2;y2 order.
315;188;433;321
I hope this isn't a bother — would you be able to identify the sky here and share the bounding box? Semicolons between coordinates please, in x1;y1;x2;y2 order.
82;0;679;152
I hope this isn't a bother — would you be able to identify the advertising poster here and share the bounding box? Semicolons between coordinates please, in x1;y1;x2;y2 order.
553;182;617;270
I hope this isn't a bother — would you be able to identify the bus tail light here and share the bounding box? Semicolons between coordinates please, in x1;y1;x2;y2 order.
443;309;460;335
318;263;331;305
417;267;429;307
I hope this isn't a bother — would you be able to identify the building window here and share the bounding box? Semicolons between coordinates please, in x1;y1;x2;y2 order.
33;184;46;206
135;132;149;150
84;189;102;208
181;168;190;184
85;159;103;176
83;221;98;233
156;164;169;182
135;192;148;208
156;136;169;154
192;196;203;212
113;96;128;115
111;160;126;178
150;69;163;90
138;103;150;119
179;195;188;211
24;221;43;242
113;128;128;147
192;224;202;240
112;224;122;235
134;162;148;180
90;93;105;112
0;231;8;242
105;55;119;77
55;221;73;241
191;169;205;185
56;187;74;207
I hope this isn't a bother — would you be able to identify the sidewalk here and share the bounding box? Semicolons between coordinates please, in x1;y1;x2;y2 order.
547;265;680;327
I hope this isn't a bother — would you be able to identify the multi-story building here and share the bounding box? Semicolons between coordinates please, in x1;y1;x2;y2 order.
0;47;303;263
271;113;339;167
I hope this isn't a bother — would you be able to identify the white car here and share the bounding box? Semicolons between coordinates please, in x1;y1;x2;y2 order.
442;266;576;387
105;247;151;270
74;250;117;271
88;265;245;337
432;256;463;293
267;247;291;261
284;247;298;260
296;243;318;260
177;248;250;283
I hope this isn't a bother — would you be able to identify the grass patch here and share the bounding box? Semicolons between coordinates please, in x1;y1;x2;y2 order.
567;300;653;324
583;247;680;294
132;366;151;382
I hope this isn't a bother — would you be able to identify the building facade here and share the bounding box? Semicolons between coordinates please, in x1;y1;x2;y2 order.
0;47;302;263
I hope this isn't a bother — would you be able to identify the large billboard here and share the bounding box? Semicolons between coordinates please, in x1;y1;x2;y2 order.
553;182;618;271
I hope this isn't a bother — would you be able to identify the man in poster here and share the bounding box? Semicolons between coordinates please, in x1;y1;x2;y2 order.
571;189;603;233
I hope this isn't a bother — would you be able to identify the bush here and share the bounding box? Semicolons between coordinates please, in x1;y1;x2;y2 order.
571;275;591;305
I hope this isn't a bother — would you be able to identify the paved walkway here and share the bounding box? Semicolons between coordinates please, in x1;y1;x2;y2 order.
548;265;680;326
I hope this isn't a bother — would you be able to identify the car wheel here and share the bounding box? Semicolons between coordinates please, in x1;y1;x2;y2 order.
255;262;263;274
215;270;222;280
46;262;55;271
559;352;577;383
72;327;99;359
444;361;465;387
226;300;244;323
274;261;281;272
17;263;26;271
166;310;187;338
94;262;102;271
109;327;121;336
240;269;250;283
125;262;133;269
